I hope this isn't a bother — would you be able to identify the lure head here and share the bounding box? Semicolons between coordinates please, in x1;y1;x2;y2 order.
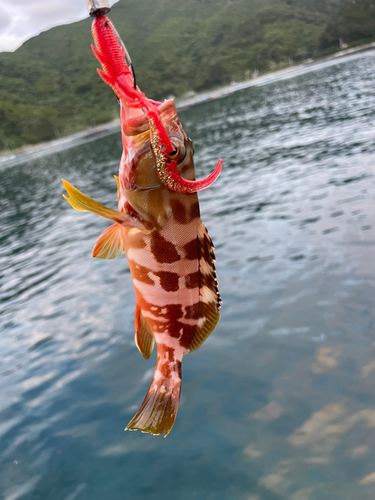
86;0;111;18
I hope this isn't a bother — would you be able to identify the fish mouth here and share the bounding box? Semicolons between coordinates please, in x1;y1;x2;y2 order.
121;99;177;137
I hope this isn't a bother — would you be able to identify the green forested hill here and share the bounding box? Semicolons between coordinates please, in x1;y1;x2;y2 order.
0;0;371;151
319;0;375;50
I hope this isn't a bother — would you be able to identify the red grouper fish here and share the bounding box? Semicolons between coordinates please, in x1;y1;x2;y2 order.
62;14;222;436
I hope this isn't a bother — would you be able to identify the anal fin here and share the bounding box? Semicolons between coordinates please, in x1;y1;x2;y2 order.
135;304;154;359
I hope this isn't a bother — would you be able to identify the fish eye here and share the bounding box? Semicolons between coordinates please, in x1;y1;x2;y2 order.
168;145;179;157
166;138;186;164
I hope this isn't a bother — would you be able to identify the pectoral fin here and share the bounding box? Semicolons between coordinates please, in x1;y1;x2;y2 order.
114;175;120;195
134;304;154;359
62;179;127;223
62;179;145;228
92;223;126;259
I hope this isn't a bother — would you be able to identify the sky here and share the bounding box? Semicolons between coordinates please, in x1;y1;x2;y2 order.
0;0;118;52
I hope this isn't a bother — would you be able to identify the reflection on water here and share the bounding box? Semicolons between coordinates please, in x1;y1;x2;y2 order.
2;50;375;499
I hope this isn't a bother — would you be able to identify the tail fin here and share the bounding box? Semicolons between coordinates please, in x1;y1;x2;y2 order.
126;358;182;437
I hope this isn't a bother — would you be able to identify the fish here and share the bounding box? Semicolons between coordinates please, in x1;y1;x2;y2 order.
62;14;222;436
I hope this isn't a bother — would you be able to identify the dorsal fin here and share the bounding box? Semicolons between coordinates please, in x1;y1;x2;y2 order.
188;302;220;351
188;223;221;352
134;304;155;359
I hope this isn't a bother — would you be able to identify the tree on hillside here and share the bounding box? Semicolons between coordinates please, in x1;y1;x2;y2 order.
319;0;375;50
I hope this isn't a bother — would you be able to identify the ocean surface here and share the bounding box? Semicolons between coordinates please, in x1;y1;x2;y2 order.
2;49;375;500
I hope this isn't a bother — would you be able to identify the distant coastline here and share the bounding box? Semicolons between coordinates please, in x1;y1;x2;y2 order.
177;41;375;109
2;41;375;167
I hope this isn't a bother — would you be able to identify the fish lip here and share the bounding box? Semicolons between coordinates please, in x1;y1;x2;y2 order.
122;99;176;136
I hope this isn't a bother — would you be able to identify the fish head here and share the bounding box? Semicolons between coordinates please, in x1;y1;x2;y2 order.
119;99;197;228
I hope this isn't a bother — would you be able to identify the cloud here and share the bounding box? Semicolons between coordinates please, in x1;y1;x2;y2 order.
0;9;11;30
0;0;118;52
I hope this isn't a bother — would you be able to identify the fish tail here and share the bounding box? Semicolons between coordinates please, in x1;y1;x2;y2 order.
126;357;182;437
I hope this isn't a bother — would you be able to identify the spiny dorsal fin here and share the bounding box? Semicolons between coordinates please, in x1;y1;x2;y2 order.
92;223;126;259
188;223;221;352
135;304;155;359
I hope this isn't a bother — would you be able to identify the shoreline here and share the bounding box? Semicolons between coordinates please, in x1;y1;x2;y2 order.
177;40;375;109
2;40;375;166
